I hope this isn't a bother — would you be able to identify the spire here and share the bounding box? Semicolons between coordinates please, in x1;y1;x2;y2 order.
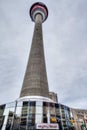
20;2;49;98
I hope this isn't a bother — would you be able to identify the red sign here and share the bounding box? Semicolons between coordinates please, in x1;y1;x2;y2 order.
36;123;59;129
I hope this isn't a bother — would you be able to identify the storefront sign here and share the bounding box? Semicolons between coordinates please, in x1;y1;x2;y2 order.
36;123;59;129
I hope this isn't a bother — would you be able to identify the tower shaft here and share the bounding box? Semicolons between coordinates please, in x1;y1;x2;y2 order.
20;14;49;97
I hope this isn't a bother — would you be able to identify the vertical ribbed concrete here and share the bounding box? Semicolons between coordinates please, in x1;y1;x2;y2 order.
20;14;49;97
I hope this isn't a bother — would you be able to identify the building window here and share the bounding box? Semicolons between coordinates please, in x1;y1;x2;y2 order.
43;102;49;123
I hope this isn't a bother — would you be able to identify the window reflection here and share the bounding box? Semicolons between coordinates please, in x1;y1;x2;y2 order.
0;116;4;129
20;101;28;128
43;102;49;114
43;102;49;123
36;101;42;124
50;103;55;115
6;111;14;130
20;116;27;125
43;114;47;123
28;114;35;126
0;105;5;116
0;105;5;129
50;103;56;123
13;101;22;130
55;104;60;115
13;115;20;130
28;102;36;127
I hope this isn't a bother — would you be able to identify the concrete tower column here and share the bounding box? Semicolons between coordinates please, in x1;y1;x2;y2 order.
20;2;49;98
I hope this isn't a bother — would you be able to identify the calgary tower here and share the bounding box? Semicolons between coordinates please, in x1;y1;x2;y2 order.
20;2;49;98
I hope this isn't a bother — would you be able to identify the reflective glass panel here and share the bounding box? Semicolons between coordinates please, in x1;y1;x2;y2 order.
43;102;49;123
36;101;42;124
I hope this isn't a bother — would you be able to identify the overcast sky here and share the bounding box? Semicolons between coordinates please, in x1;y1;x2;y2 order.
0;0;87;109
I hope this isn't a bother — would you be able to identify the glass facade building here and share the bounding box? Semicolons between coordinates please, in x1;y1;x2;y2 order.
0;96;73;130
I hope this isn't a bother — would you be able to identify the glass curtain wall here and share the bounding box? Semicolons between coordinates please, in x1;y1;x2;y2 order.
0;100;73;130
